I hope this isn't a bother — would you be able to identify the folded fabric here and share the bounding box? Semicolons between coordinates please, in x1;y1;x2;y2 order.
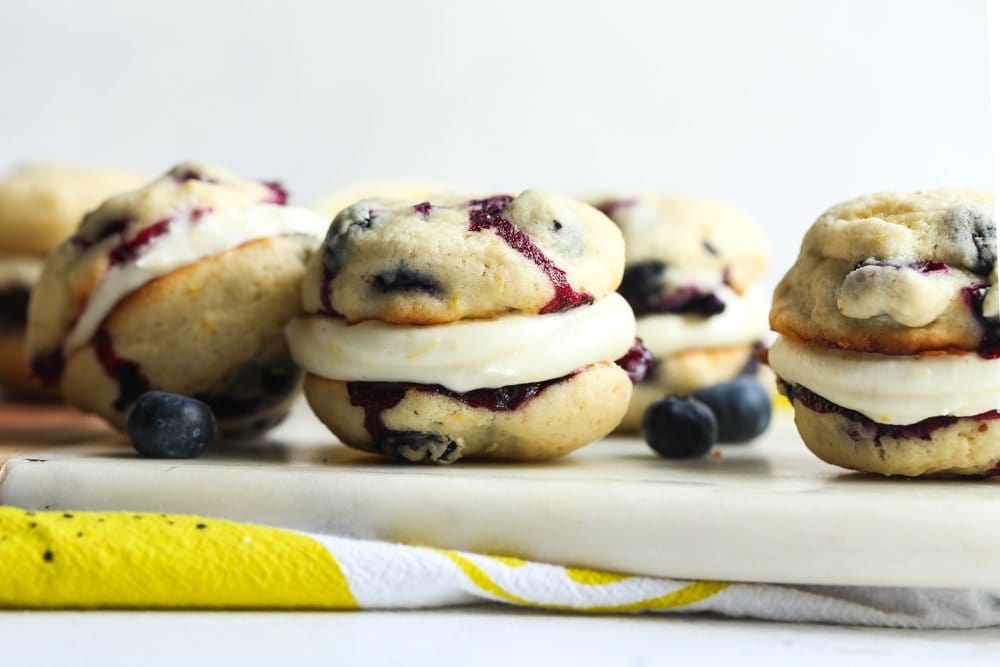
1;505;997;628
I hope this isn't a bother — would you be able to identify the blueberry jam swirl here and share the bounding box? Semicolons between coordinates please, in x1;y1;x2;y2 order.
104;208;212;267
616;338;653;383
93;329;150;412
468;196;593;314
348;374;574;433
852;258;950;274
618;260;727;317
778;379;1000;443
412;201;433;220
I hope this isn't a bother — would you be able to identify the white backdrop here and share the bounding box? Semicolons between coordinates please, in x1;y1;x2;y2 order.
0;0;990;281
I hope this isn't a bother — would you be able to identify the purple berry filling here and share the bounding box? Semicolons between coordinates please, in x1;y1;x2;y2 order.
347;373;575;448
107;218;172;266
468;196;593;314
655;287;726;316
962;284;1000;359
318;264;341;317
852;258;950;274
413;202;433;220
170;168;218;184
616;338;654;383
619;261;726;317
107;208;216;266
94;329;150;412
0;284;30;331
262;181;289;206
347;382;407;439
778;378;1000;443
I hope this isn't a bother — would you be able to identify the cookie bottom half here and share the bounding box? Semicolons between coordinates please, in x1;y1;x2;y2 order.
304;361;632;463
59;236;313;435
782;381;1000;477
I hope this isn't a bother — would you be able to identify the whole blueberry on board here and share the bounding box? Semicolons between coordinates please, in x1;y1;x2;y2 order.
693;378;772;443
642;396;718;459
126;391;217;459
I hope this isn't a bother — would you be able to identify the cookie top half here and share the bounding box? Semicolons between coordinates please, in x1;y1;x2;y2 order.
27;162;295;368
0;163;145;255
302;190;625;324
589;195;769;294
771;189;997;354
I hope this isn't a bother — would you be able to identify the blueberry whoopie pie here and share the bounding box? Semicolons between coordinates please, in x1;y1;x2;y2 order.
590;195;771;432
768;189;1000;477
25;162;327;434
286;190;644;463
0;163;144;397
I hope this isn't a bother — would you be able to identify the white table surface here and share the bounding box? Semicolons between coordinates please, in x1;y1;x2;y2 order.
3;607;1000;666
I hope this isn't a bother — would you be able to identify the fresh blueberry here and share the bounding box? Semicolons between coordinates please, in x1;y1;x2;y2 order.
693;378;772;443
126;391;217;458
642;397;717;459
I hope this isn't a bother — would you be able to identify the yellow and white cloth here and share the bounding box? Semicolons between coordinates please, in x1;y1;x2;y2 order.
1;506;997;628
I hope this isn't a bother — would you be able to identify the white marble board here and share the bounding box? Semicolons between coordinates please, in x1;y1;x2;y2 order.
1;402;998;589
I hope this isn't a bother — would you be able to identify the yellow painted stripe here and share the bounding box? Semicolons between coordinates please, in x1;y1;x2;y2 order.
436;549;729;612
0;507;358;609
488;555;528;568
565;567;629;585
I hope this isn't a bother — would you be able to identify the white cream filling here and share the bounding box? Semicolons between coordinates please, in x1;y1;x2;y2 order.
64;204;327;355
0;254;43;288
768;335;1000;425
636;285;769;357
285;292;636;392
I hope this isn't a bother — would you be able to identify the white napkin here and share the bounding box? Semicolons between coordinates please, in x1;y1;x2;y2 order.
308;531;1000;628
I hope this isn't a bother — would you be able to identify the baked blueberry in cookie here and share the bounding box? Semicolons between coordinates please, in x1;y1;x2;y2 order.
286;190;643;463
0;163;145;397
768;189;1000;477
25;161;327;434
590;195;771;433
